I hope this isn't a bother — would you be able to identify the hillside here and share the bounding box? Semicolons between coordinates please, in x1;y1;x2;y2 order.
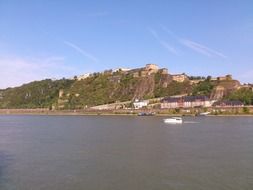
0;64;244;109
0;79;74;109
58;71;193;109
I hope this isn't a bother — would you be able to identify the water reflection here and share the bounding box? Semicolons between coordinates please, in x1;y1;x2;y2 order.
0;151;13;188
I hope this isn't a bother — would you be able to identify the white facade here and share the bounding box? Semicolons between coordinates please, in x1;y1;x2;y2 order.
133;100;149;109
77;73;91;80
113;68;131;72
161;96;212;109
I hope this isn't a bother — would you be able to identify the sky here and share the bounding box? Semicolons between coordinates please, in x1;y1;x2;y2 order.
0;0;253;88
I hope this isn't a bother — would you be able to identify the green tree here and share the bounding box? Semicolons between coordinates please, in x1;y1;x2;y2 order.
243;107;250;114
192;80;214;96
227;88;253;105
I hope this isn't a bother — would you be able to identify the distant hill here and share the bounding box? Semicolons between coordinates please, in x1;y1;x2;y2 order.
0;79;74;109
0;64;247;109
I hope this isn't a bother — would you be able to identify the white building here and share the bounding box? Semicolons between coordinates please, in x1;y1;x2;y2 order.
77;73;91;81
133;100;149;109
113;68;131;73
161;96;212;109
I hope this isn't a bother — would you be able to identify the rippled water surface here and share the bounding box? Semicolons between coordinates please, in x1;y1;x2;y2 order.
0;115;253;190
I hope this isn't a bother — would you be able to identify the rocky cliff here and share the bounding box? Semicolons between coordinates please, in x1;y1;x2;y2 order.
210;80;241;99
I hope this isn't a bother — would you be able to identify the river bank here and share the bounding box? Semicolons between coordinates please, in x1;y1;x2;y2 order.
1;108;253;116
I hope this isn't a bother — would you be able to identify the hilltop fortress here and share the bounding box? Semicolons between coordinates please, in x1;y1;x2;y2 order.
76;63;235;84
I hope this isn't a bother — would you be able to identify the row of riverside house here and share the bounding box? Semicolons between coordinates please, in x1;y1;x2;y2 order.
160;96;244;109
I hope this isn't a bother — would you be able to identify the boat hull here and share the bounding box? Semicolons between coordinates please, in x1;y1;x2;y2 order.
163;118;182;124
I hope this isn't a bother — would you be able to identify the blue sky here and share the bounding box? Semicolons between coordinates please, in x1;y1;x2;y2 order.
0;0;253;88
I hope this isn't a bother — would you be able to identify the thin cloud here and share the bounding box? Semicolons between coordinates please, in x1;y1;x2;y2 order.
148;28;178;55
160;25;180;40
180;39;227;59
38;28;99;63
63;40;99;63
161;26;227;59
149;28;160;40
159;41;178;55
0;55;80;89
44;56;65;63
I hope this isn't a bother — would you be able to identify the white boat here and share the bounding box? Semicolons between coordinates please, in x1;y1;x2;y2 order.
198;112;211;116
163;117;183;124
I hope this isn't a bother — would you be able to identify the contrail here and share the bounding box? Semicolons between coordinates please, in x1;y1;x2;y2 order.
148;28;179;55
63;40;99;62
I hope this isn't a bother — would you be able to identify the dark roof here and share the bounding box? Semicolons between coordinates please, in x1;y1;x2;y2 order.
161;97;181;103
162;96;209;103
213;100;244;106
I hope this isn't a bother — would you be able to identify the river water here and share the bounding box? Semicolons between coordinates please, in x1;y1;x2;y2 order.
0;115;253;190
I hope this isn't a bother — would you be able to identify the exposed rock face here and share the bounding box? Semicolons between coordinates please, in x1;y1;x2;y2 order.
133;76;155;99
211;80;241;100
211;86;225;100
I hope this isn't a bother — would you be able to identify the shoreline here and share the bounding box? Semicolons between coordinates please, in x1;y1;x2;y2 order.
0;109;253;117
